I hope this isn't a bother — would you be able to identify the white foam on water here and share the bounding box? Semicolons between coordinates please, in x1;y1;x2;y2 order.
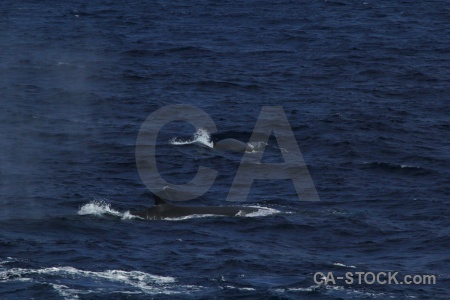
240;206;280;217
248;141;267;149
0;258;16;266
1;266;174;284
50;284;84;300
362;161;421;170
78;201;139;220
280;284;321;292
168;128;213;148
0;265;200;297
225;285;256;291
164;214;218;221
333;262;357;268
163;206;279;221
121;210;140;220
78;200;122;217
276;283;398;299
77;201;278;221
246;141;268;153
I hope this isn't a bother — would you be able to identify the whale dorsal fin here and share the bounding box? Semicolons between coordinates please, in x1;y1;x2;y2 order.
153;195;168;206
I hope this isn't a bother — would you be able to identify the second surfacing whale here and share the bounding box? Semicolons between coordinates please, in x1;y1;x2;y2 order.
212;138;252;153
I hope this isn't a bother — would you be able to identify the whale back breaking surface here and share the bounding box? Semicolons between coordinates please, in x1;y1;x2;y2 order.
133;195;258;220
213;138;250;153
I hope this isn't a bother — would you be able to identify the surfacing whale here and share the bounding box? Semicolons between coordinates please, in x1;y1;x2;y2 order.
213;138;251;153
132;195;259;220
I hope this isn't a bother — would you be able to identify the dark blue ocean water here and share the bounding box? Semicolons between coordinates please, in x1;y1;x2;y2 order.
1;0;449;299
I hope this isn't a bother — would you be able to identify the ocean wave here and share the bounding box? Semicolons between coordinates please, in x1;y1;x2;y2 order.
78;200;137;220
237;206;280;217
0;264;200;298
275;284;404;299
332;262;357;268
168;128;214;148
361;161;434;176
78;200;279;221
161;206;280;221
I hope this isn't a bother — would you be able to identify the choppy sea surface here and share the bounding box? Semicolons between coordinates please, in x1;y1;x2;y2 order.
1;0;449;299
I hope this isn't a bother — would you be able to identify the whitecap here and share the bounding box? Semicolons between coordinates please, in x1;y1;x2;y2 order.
240;206;280;217
163;206;279;220
50;284;84;300
168;128;213;148
283;283;400;299
333;262;357;268
164;214;217;221
78;200;122;217
121;211;140;220
0;265;199;296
